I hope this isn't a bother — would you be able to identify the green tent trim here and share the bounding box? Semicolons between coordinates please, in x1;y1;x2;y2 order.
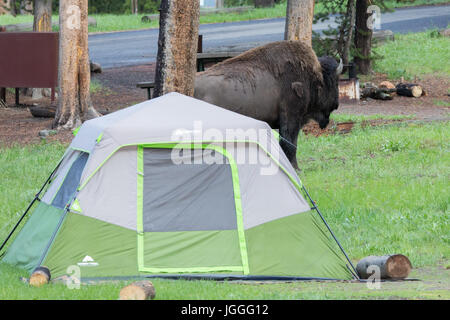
137;143;250;275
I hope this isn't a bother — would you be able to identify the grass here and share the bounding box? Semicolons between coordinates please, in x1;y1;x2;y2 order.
90;78;111;95
330;113;416;122
0;0;448;33
433;99;450;107
373;30;450;80
0;120;449;299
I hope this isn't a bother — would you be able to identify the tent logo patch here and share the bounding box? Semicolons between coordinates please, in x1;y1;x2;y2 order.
77;255;99;267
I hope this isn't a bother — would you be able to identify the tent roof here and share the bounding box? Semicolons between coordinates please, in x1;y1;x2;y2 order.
70;93;270;153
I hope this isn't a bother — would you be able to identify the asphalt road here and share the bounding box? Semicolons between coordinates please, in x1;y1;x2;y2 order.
88;5;450;69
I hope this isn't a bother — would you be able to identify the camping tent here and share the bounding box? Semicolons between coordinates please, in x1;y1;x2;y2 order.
1;93;355;280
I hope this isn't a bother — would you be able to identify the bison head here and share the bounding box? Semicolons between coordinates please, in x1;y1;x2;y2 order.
306;57;343;129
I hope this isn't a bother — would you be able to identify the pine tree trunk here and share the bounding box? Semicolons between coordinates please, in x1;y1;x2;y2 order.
2;0;17;16
354;0;372;75
154;0;200;97
30;0;52;100
33;0;52;32
131;0;138;15
19;0;32;14
337;0;355;66
54;0;100;130
284;0;315;45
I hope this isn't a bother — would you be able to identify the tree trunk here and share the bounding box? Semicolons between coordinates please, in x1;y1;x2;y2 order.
2;0;17;16
154;0;200;97
29;0;52;100
216;0;224;9
131;0;138;15
54;0;100;130
337;0;355;66
19;0;32;14
284;0;315;45
33;0;52;32
354;0;373;75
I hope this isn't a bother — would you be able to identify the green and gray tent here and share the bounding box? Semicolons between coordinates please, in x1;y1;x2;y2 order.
1;93;355;280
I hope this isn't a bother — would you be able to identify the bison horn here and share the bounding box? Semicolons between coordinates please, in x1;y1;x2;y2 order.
336;58;344;76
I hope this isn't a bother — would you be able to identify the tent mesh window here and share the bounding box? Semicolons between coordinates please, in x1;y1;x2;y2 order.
140;147;243;272
51;152;89;209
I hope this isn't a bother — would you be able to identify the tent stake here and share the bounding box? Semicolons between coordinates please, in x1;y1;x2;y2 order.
0;161;62;254
302;185;359;279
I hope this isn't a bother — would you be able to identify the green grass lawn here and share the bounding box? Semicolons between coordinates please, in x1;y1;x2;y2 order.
373;30;450;80
0;120;448;299
0;0;448;33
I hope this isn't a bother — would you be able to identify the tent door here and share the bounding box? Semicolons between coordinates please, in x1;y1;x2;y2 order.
136;145;248;274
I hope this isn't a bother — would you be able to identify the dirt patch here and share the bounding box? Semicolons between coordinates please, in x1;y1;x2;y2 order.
0;66;448;147
341;74;450;121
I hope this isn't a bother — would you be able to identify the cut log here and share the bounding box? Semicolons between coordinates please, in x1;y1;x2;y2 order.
396;83;423;98
90;61;102;73
29;266;51;287
356;254;412;280
29;106;56;118
361;87;395;100
379;81;395;90
119;280;156;300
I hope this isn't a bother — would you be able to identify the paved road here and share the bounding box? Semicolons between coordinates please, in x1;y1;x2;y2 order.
89;5;450;69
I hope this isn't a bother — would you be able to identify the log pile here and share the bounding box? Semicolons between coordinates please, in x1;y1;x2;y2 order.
361;81;425;101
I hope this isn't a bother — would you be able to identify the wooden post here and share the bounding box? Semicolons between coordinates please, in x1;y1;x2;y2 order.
153;0;200;97
284;0;315;46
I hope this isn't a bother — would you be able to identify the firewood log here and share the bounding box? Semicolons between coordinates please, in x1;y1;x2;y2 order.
29;266;51;287
396;83;423;98
356;254;412;280
29;106;56;118
361;87;395;100
119;280;156;300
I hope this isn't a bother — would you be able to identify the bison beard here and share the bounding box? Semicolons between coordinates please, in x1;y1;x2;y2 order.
194;41;342;169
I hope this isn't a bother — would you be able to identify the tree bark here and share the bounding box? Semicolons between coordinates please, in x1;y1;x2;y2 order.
354;0;373;75
19;0;32;14
216;0;224;9
284;0;315;46
54;0;100;130
337;0;355;66
1;0;17;16
33;0;52;32
131;0;138;15
154;0;200;97
28;0;53;100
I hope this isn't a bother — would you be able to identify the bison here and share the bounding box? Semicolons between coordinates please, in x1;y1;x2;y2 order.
194;40;343;168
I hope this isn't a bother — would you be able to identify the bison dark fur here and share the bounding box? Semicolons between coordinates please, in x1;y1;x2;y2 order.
194;40;341;168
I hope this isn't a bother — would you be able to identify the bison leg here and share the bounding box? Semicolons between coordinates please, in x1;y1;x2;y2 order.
279;106;301;169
